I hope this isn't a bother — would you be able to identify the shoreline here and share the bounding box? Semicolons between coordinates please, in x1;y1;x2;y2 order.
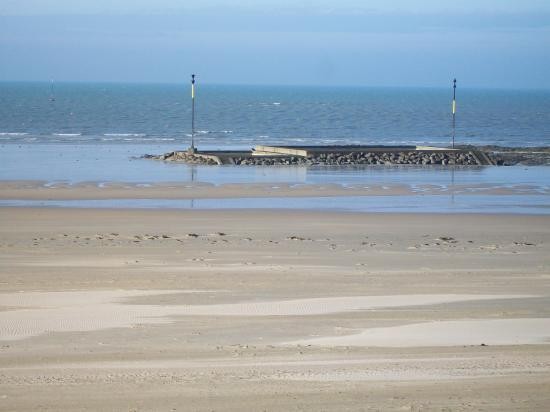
1;179;548;200
1;177;548;214
2;197;549;215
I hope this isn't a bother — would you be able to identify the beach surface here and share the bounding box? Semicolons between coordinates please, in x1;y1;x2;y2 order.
1;179;548;200
1;205;549;411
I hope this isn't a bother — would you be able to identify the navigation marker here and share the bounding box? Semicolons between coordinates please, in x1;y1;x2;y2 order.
190;74;196;152
452;78;456;149
49;79;56;102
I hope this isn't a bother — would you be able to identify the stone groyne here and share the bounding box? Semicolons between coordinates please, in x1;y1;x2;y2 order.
234;150;480;166
144;145;550;167
147;150;482;166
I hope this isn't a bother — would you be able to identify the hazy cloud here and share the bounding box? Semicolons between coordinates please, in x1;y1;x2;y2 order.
0;1;548;88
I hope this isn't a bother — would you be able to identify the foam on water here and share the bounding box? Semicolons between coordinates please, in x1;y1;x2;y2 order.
104;133;147;137
0;132;28;136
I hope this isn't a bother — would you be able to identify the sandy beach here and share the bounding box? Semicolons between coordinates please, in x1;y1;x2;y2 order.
1;204;549;410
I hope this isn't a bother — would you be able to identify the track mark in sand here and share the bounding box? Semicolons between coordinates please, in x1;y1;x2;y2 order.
0;292;534;341
286;318;550;348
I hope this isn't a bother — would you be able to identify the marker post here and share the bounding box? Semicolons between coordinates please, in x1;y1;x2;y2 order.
190;74;196;152
452;78;456;149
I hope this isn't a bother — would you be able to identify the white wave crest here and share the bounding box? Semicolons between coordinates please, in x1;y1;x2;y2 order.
103;133;146;137
0;132;28;136
194;130;233;135
53;133;82;136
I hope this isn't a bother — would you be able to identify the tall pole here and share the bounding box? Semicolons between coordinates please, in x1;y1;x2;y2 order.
191;74;196;151
452;78;456;149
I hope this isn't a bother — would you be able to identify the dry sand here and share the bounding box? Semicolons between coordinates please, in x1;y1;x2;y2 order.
1;290;534;341
1;207;549;410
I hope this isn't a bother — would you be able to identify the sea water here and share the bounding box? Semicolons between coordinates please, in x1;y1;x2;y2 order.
1;82;549;147
1;82;549;213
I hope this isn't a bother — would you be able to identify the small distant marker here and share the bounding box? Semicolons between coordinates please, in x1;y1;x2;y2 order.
452;78;456;149
190;74;196;152
49;79;56;102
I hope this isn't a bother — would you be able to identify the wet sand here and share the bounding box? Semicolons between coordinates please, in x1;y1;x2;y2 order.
1;207;549;410
0;179;548;200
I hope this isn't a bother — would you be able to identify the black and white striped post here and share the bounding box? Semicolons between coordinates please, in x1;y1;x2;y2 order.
452;78;456;149
190;74;196;152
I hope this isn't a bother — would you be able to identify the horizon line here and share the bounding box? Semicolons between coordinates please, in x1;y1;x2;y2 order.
1;79;549;92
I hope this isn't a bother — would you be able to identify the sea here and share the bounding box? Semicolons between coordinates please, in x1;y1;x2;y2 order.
1;82;549;213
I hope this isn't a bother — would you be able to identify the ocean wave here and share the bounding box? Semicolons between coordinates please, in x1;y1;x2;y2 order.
103;133;147;137
119;137;165;142
100;136;174;142
53;133;82;136
0;132;28;136
195;130;233;135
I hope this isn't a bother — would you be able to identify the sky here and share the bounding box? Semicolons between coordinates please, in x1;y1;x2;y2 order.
0;0;549;88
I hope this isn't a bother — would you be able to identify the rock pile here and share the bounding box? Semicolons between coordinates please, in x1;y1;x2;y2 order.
144;152;218;165
233;151;481;166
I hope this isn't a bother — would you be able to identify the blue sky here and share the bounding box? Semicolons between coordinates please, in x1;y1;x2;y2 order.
1;1;549;88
